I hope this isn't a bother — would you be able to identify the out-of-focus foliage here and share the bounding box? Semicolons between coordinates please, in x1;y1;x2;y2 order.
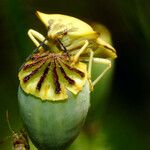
0;0;150;150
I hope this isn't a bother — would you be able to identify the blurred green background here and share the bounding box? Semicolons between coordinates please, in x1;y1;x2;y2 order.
0;0;150;149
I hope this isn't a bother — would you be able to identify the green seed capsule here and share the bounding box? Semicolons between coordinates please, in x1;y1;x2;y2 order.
18;55;89;149
18;81;90;150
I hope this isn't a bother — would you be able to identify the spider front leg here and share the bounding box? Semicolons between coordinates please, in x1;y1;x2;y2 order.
91;58;112;87
87;49;94;91
28;29;48;51
71;40;89;65
82;50;111;90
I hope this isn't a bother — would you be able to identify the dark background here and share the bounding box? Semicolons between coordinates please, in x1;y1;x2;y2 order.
0;0;150;149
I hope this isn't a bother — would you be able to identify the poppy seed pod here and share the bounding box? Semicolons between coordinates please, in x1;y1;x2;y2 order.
18;82;90;150
18;55;90;149
18;11;117;149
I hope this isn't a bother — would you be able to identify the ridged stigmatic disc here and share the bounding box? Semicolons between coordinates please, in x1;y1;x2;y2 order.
18;52;87;101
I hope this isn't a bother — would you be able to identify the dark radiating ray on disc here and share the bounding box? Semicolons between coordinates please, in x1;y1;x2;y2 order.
23;60;47;83
58;62;75;85
23;59;45;70
36;62;51;91
60;60;85;77
53;61;61;94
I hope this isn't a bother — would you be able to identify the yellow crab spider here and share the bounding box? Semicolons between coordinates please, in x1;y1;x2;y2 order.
27;11;117;92
19;11;117;100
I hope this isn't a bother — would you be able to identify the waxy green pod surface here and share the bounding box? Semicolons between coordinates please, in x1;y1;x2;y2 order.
18;81;90;150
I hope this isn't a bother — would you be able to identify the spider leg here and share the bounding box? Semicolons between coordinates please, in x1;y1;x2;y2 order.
71;40;89;65
66;40;85;51
87;49;94;91
28;29;49;50
88;49;94;78
97;37;115;52
92;58;112;87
